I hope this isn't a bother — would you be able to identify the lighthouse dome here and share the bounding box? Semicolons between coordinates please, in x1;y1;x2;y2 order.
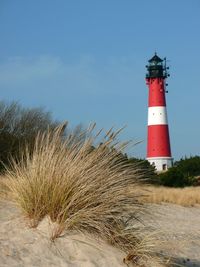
146;53;167;79
148;53;163;64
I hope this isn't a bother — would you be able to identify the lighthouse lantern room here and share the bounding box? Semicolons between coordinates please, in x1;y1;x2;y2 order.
146;53;173;172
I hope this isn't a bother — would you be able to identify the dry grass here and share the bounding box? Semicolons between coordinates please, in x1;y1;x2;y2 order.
142;186;200;206
0;175;10;199
3;124;169;266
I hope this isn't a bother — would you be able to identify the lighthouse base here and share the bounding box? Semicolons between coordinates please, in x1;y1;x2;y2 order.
147;157;173;172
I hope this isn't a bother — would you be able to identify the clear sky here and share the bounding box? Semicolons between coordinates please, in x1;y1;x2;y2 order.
0;0;200;160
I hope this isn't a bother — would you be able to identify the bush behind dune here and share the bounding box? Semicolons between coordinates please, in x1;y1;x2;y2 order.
4;124;168;267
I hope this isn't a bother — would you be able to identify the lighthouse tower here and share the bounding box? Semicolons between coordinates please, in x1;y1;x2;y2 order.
145;53;173;172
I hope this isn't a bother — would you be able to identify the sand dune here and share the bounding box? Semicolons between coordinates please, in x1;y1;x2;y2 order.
1;200;200;267
0;200;126;267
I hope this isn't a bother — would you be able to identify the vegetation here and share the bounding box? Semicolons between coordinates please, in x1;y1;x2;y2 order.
0;101;59;172
3;124;168;267
0;101;86;173
128;157;156;183
127;156;200;188
142;186;200;206
1;101;199;189
174;156;200;179
158;156;200;187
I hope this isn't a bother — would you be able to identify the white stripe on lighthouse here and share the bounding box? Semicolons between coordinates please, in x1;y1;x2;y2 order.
148;106;168;125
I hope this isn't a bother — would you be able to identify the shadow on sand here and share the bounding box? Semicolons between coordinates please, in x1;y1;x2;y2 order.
172;257;200;267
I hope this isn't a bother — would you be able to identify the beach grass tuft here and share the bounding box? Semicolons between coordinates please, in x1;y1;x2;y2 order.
4;123;169;266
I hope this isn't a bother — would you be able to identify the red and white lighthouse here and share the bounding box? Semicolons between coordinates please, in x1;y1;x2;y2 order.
145;53;173;172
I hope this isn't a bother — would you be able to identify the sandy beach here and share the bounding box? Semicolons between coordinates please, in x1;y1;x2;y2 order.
1;200;200;267
143;204;200;267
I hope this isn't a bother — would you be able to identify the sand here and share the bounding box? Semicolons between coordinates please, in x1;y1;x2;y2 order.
0;200;127;267
0;200;200;267
143;203;200;267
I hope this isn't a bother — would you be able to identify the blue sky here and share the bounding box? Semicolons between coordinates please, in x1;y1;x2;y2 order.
0;0;200;160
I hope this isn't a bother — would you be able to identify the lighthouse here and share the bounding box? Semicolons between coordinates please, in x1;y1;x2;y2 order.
145;53;173;172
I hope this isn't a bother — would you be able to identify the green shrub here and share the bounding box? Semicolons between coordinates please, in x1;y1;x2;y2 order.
158;167;198;188
158;168;187;187
174;156;200;177
156;156;200;188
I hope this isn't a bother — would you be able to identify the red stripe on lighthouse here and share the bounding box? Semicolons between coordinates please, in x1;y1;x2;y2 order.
147;78;166;107
147;125;171;158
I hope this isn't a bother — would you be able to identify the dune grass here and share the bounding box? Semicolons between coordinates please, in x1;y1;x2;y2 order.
3;124;169;266
0;175;9;199
142;186;200;206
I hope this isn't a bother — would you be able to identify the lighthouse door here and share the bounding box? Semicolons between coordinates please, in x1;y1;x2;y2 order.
162;164;167;171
